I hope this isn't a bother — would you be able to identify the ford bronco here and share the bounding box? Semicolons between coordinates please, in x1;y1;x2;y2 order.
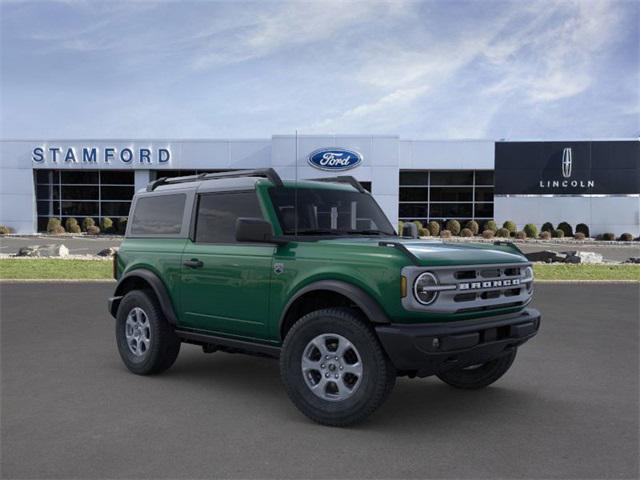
108;169;540;426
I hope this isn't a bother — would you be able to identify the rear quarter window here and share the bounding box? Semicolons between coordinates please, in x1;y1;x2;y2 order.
130;193;186;235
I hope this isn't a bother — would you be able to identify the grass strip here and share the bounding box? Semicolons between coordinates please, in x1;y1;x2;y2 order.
0;259;112;280
0;259;638;281
533;263;640;281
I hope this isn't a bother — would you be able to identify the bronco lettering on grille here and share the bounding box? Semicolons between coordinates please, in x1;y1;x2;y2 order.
458;279;521;290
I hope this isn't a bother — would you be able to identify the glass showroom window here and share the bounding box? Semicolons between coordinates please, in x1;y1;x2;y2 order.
398;170;494;225
35;170;134;231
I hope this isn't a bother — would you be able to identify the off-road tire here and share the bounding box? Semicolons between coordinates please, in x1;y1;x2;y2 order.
280;308;396;427
436;348;517;389
116;289;180;375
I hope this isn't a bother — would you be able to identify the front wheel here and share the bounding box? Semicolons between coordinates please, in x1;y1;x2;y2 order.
280;308;396;427
436;348;517;389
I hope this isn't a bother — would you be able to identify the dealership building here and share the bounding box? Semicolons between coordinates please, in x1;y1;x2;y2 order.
0;136;638;235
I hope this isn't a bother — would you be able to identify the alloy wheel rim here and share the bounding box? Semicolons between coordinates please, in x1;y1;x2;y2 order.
125;307;151;356
301;333;363;401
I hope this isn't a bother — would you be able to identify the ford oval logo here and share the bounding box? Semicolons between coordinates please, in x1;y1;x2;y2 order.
307;148;362;171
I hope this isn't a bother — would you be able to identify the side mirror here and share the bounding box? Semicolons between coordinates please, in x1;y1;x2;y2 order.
236;218;287;245
401;223;419;239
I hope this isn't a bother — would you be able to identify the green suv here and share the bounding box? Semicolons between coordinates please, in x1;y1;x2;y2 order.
109;169;540;426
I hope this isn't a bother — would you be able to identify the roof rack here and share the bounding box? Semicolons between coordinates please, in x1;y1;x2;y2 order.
146;168;283;192
307;176;367;193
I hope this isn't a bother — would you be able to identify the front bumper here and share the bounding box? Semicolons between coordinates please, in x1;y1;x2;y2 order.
375;308;541;377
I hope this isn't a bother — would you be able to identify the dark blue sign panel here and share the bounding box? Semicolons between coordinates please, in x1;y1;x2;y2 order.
308;148;362;171
495;141;639;195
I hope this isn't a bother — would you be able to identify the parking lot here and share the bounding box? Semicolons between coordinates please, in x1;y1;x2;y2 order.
1;282;638;479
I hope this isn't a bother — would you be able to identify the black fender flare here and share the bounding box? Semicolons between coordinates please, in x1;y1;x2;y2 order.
279;280;391;332
109;269;178;325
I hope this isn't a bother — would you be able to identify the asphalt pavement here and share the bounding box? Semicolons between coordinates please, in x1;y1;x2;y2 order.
1;282;638;479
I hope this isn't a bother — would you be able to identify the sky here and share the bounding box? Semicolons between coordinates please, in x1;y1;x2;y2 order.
1;0;638;140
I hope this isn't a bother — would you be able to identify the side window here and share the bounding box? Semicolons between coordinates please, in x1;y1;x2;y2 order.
195;191;264;243
130;193;186;235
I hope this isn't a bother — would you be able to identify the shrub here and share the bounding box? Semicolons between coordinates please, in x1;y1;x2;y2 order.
46;218;63;234
445;219;461;236
502;220;517;236
557;221;573;237
541;222;554;233
116;217;128;234
496;228;510;238
618;233;633;242
515;231;527;240
427;220;441;237
0;224;13;234
397;221;404;234
440;229;452;238
65;217;81;234
65;217;78;229
101;217;114;233
82;217;96;231
599;232;615;241
523;223;538;238
418;227;430;237
575;223;590;238
460;228;473;237
539;231;551;240
552;229;565;238
481;229;495;239
86;225;101;235
464;220;479;235
574;232;586;240
484;220;497;232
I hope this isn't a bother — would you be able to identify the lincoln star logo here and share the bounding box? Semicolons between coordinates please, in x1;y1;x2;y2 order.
308;148;362;171
458;279;520;290
562;147;572;178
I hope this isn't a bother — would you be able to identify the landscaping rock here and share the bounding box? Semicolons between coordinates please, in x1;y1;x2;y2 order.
97;247;119;257
525;250;566;263
562;251;604;264
16;244;69;258
17;245;40;257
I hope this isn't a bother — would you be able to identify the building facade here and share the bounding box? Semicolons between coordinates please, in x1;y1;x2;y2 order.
1;136;638;236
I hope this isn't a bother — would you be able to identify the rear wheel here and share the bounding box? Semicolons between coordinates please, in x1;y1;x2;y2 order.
280;308;395;427
116;290;180;375
436;348;517;389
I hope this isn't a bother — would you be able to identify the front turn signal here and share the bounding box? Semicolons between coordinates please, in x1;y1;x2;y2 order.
401;275;407;298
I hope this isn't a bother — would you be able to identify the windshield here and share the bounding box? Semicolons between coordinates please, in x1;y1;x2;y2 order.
268;187;396;236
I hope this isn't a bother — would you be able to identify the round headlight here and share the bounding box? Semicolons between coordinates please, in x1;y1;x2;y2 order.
525;266;534;293
414;272;439;305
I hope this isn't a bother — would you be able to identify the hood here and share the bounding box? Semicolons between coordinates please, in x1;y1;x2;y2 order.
318;237;527;267
398;239;527;266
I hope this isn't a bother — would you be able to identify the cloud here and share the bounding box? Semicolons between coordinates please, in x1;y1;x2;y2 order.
191;1;412;70
0;0;637;139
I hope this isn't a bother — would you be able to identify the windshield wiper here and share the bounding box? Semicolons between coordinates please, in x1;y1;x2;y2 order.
294;229;343;235
348;229;391;235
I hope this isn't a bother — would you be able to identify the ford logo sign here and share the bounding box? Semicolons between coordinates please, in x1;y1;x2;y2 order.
307;148;362;171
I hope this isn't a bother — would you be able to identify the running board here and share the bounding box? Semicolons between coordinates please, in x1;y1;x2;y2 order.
175;329;281;358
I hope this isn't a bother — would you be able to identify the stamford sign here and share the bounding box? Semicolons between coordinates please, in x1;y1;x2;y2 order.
308;147;362;171
32;146;171;165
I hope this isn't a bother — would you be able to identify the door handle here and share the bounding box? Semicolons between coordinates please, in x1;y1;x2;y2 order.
183;259;204;269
